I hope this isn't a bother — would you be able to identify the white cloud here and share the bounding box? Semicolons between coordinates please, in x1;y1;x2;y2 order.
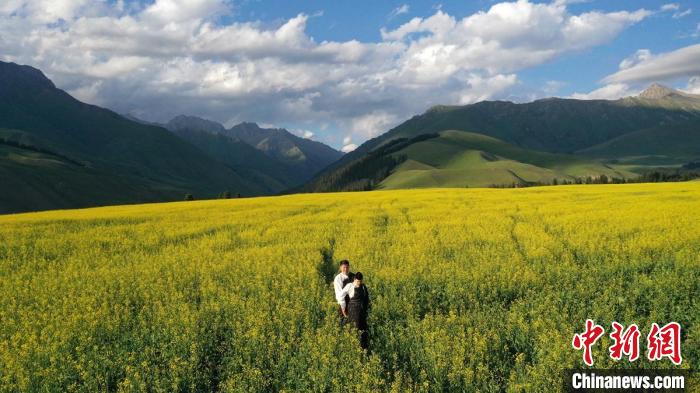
660;3;679;12
577;44;700;101
673;9;692;18
84;56;151;79
570;83;637;100
553;0;593;4
389;4;410;19
381;2;650;80
70;80;105;105
603;45;700;84
0;0;651;149
143;0;226;24
659;3;692;18
288;128;315;139
457;74;518;104
0;0;94;23
619;49;653;70
684;76;700;94
350;111;401;138
341;143;358;153
543;80;565;95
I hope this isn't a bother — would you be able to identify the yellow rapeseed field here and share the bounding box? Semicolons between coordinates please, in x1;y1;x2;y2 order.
0;183;698;392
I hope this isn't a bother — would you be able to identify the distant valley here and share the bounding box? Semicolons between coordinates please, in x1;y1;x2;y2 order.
164;116;342;192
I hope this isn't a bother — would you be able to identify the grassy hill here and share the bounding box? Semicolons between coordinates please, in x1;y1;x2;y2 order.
302;130;635;192
1;183;698;391
304;84;700;192
378;130;632;189
346;97;700;162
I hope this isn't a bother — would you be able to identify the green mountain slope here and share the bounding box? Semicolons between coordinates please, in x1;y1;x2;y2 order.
304;84;700;192
0;61;268;213
327;86;700;173
577;120;700;165
302;130;631;191
167;115;226;134
224;122;343;178
0;141;182;213
380;130;631;189
168;127;305;192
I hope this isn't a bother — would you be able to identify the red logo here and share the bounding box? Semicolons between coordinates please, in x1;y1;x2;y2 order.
609;322;640;362
573;320;682;366
572;319;605;366
647;322;682;365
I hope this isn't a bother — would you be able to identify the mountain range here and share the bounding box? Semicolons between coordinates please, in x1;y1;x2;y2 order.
2;60;699;213
0;61;340;213
301;84;700;192
163;115;342;192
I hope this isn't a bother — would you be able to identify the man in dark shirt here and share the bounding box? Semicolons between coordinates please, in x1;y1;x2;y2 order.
339;271;370;349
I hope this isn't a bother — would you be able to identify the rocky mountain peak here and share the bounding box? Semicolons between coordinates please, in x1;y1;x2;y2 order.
638;83;678;99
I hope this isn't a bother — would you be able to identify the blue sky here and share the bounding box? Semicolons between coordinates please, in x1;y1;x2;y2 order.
1;0;699;151
231;0;698;97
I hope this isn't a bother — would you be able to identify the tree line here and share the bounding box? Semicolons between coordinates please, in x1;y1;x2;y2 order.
489;166;700;189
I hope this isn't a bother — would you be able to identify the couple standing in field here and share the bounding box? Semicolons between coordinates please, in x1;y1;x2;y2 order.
333;259;370;350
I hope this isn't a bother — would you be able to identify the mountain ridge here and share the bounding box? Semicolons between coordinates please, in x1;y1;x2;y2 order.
301;83;700;192
162;115;343;188
0;61;276;213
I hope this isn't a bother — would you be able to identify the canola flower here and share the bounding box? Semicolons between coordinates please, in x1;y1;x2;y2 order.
0;183;698;392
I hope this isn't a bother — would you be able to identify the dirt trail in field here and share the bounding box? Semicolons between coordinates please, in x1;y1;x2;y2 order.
318;237;337;285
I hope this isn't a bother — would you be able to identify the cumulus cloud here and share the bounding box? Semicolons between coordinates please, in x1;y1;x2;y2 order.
380;2;649;76
0;0;650;148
